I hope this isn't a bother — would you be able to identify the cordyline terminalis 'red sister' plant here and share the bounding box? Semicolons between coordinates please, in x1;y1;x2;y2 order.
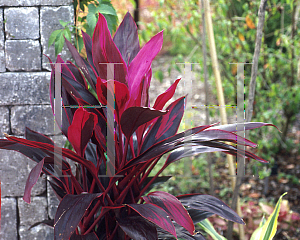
0;13;276;240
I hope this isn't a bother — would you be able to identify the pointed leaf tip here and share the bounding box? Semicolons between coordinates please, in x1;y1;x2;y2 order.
23;159;45;204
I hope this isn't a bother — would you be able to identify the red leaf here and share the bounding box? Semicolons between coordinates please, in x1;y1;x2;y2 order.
23;158;44;204
153;78;181;110
68;108;97;157
127;203;177;238
96;79;129;117
143;191;195;235
92;13;127;83
120;107;167;139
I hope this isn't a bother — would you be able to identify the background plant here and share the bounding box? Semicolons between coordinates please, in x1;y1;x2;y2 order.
139;0;300;181
49;0;118;56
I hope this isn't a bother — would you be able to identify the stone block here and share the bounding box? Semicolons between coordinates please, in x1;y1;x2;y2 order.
0;9;5;72
40;6;74;70
18;197;53;240
0;72;51;106
5;7;39;40
0;198;18;240
11;105;54;135
5;40;41;71
0;149;46;197
39;0;73;5
0;107;9;135
47;177;60;220
0;0;72;6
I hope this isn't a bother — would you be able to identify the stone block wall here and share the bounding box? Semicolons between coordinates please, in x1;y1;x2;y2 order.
0;1;73;239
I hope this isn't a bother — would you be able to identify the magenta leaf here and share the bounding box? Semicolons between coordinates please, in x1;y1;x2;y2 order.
117;214;158;240
54;193;100;240
23;158;45;204
113;11;140;64
143;191;195;235
177;194;245;224
68;108;98;157
120;107;167;139
127;203;177;238
127;31;163;98
92;13;127;83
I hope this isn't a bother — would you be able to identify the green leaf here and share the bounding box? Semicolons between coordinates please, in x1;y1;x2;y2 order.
88;3;97;14
198;219;227;240
102;14;117;33
154;70;164;83
97;4;117;16
48;29;62;48
59;20;70;27
64;27;72;42
54;31;65;56
86;12;97;32
255;192;287;240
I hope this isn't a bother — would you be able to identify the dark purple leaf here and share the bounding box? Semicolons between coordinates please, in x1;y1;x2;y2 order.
68;108;97;157
209;122;279;132
120;107;167;139
141;176;172;193
166;145;223;165
82;30;97;72
141;96;185;153
196;141;268;163
193;129;257;147
65;37;96;91
187;208;214;223
117;215;158;240
123;125;214;170
157;223;206;240
25;127;54;145
113;12;140;64
54;193;100;240
23;158;44;203
49;180;67;200
177;194;245;224
127;203;177;238
92;13;127;84
4;135;98;177
29;219;54;229
143;191;195;235
66;61;88;88
70;232;99;240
